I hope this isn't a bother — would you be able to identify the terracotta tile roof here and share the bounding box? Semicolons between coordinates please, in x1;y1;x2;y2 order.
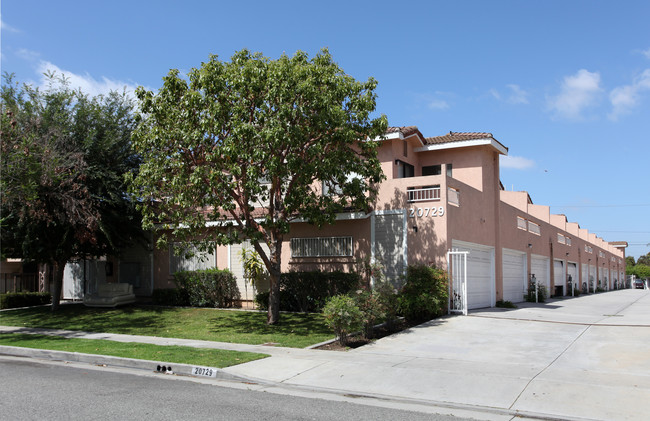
386;126;422;138
424;131;494;145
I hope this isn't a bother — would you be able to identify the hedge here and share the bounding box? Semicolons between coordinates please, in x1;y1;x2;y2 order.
172;269;241;308
0;292;52;309
255;270;361;312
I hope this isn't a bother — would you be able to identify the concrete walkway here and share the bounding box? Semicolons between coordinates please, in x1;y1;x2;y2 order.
2;289;650;420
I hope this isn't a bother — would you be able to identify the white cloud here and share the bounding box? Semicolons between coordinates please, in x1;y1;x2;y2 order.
608;69;650;120
500;155;535;170
642;48;650;59
506;84;529;104
36;60;140;98
548;69;603;120
1;19;20;33
428;99;449;110
489;85;528;104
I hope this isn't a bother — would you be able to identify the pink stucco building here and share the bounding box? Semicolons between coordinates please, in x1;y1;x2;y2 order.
138;126;626;309
40;126;626;308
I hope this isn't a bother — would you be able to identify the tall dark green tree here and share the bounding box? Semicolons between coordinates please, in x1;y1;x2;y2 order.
1;72;142;310
129;49;387;324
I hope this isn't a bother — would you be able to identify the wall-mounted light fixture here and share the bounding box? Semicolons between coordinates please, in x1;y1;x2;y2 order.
566;252;570;256
527;243;533;248
412;225;418;233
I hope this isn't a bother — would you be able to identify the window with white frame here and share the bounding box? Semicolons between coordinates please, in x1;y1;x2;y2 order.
517;216;527;230
291;236;353;258
566;237;572;246
528;221;541;235
169;243;216;274
557;233;566;244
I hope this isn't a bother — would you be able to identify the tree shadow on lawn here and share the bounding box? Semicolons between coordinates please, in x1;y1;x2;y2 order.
207;311;330;337
2;303;165;334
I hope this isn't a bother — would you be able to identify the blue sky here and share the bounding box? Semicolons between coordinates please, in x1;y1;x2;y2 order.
2;0;649;259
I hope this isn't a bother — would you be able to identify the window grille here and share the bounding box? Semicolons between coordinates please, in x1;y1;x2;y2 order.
528;221;541;235
517;216;527;230
291;236;353;258
169;243;216;274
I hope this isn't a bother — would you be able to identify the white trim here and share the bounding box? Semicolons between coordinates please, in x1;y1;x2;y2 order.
370;212;376;277
227;244;232;271
414;138;508;155
451;239;496;308
402;209;408;277
374;209;404;216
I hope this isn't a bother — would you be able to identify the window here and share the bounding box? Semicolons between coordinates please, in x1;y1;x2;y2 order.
322;172;362;196
291;237;353;258
446;163;453;177
528;221;541;235
447;187;460;206
422;164;441;176
557;233;566;244
566;237;572;246
396;160;414;178
169;244;216;274
517;216;527;230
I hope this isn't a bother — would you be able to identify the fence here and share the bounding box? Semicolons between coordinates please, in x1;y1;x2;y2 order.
1;273;38;294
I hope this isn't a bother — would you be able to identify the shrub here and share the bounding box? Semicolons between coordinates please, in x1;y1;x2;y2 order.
322;294;363;346
397;264;449;323
373;279;399;329
525;282;547;302
173;269;241;308
353;289;386;339
0;292;51;309
151;288;190;306
495;299;516;308
280;271;361;312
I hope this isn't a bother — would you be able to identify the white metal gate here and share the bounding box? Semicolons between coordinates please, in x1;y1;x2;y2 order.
447;250;468;315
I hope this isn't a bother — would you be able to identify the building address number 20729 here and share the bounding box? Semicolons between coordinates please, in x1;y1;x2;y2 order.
408;207;445;218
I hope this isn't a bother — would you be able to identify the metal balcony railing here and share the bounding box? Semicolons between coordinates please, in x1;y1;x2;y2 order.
407;186;441;202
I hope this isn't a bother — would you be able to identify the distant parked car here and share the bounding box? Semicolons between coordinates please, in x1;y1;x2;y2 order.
634;279;645;289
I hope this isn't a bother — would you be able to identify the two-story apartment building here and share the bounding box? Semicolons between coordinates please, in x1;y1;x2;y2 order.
51;126;626;309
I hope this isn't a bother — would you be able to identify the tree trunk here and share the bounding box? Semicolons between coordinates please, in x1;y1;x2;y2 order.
267;266;281;325
50;260;66;311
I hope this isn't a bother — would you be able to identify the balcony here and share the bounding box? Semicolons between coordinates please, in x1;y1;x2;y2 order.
407;186;441;202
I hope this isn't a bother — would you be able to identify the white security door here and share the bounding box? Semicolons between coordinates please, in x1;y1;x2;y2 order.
452;241;493;309
63;261;84;300
374;212;406;289
531;255;550;295
502;249;526;303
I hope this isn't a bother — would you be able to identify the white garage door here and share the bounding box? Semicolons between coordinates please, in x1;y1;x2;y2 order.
589;265;596;291
531;255;550;295
230;241;271;302
567;263;578;294
553;260;565;295
453;241;493;309
502;249;526;303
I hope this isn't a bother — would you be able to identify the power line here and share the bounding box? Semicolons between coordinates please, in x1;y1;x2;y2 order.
550;204;650;208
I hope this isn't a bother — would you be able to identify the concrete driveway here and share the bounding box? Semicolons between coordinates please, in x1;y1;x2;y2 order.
228;289;650;420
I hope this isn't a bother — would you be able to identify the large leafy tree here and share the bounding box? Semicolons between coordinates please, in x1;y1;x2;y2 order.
129;49;387;324
1;73;142;310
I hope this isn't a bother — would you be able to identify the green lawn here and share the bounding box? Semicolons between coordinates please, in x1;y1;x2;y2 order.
0;333;268;367
0;304;333;348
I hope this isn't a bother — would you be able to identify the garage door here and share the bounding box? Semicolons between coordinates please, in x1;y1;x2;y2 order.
567;263;578;294
553;260;565;294
589;265;596;291
502;249;526;303
453;241;493;309
531;255;549;295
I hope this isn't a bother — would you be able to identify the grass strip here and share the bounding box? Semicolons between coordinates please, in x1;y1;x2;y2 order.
0;304;333;348
0;333;269;367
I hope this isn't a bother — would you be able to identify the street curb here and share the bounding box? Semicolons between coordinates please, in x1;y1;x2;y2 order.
0;345;256;383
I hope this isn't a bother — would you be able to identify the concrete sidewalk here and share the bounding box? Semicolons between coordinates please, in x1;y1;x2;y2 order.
2;289;650;420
